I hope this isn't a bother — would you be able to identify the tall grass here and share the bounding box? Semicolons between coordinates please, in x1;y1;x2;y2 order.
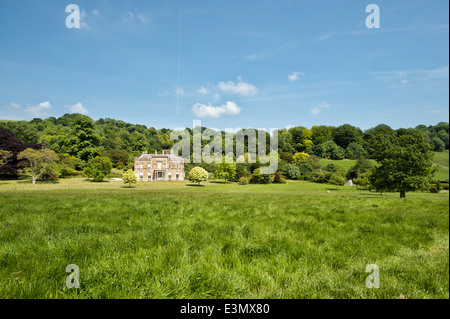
0;182;448;299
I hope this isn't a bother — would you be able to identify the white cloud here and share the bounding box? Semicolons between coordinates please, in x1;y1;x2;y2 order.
123;11;149;24
80;10;91;30
138;14;149;24
197;86;209;95
315;33;334;42
3;102;21;109
218;77;258;96
246;43;296;61
310;107;321;115
78;9;103;30
429;110;441;114
310;101;330;115
192;101;241;118
65;102;89;115
123;11;134;23
370;66;449;84
175;87;185;96
285;124;295;130
25;101;52;118
288;71;305;82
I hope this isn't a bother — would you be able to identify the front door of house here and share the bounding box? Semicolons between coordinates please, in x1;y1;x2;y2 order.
157;172;163;181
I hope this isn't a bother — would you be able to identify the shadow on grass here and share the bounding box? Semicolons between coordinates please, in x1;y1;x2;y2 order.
209;181;230;184
120;186;137;189
15;180;61;185
86;180;110;183
186;184;206;187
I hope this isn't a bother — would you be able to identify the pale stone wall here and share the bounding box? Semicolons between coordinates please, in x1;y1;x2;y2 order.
134;150;185;182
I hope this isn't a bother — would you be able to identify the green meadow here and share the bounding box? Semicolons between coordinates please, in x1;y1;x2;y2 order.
432;151;449;181
319;152;449;181
0;180;448;299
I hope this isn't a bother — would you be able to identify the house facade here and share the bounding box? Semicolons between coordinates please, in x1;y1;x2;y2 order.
134;150;185;181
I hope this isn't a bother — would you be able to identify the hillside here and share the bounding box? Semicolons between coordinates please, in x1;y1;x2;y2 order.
433;151;449;181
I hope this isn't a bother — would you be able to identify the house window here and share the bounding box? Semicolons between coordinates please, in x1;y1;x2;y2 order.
148;173;151;180
148;164;151;169
176;173;179;180
139;164;143;169
169;163;172;169
176;163;179;169
139;172;143;179
168;173;172;179
157;162;162;169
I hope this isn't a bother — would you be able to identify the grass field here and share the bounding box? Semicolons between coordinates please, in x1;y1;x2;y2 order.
432;151;449;181
318;159;376;171
319;152;449;181
0;180;448;299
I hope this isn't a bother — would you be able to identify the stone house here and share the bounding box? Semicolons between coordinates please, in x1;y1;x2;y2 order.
134;150;185;181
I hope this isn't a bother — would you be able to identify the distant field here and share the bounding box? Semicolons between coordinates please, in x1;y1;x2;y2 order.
0;180;448;299
432;151;449;181
318;159;376;171
319;153;449;181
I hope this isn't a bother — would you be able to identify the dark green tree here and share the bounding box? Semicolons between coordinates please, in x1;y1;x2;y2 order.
369;133;437;198
84;156;112;182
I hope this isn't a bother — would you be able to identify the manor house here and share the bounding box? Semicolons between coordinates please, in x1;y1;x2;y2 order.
134;150;185;181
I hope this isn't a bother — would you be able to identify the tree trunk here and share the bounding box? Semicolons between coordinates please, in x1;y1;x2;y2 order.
31;167;36;184
400;190;406;198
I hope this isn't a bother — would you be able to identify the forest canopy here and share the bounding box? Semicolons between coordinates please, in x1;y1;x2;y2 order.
0;114;448;177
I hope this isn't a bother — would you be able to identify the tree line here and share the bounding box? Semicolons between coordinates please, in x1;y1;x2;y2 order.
0;114;448;197
0;114;447;162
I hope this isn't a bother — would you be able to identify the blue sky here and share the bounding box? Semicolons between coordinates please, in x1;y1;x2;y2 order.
0;0;448;131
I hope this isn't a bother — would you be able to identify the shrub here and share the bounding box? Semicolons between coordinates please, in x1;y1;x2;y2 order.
91;169;105;182
38;164;59;182
58;165;77;178
111;169;123;178
122;169;137;188
188;166;208;185
442;183;449;191
84;156;112;182
283;164;300;180
273;173;282;183
347;158;374;180
429;182;442;193
273;173;286;184
329;173;346;189
239;177;250;185
307;170;328;183
72;157;86;171
250;168;273;184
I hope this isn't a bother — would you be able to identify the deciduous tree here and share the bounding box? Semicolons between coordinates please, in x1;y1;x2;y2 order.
17;148;58;184
122;169;137;188
188;166;208;186
369;133;437;198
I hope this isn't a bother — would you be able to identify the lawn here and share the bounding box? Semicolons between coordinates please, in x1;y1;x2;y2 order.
0;180;448;299
432;151;449;181
318;159;368;171
319;152;449;181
